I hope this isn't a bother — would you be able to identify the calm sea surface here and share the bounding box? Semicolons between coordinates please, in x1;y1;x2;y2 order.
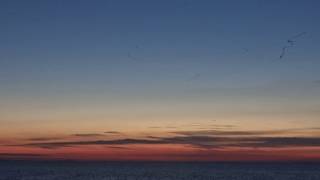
0;161;319;180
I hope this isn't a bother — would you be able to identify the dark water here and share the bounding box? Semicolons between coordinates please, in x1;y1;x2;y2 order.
0;161;319;180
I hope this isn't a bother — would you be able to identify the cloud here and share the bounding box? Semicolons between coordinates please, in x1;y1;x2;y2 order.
20;138;166;149
104;131;121;134
106;146;131;149
209;125;235;128
26;133;110;142
27;137;63;141
148;123;233;130
73;133;105;137
152;136;320;148
13;127;320;149
0;153;47;159
0;153;44;157
173;130;279;136
172;128;320;137
18;133;320;149
239;137;320;148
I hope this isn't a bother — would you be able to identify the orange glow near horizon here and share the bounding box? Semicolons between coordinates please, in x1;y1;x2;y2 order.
1;121;320;161
1;143;320;162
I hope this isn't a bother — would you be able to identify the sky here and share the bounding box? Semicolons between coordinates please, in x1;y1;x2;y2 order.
0;0;320;161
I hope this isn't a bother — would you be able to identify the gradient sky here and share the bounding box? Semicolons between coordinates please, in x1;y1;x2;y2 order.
1;0;320;161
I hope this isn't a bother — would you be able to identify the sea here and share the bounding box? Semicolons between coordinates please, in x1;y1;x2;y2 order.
0;161;319;180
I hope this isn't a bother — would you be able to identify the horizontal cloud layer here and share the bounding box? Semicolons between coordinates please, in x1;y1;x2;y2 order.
173;128;320;136
0;153;47;159
19;136;320;149
73;133;106;137
11;127;320;150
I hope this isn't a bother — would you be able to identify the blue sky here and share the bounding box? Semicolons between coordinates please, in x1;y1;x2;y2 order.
0;0;320;148
1;1;319;87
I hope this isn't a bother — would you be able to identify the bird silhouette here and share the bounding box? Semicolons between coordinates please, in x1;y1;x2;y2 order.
279;32;306;59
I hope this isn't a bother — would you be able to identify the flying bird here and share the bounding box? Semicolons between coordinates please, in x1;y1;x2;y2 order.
279;32;306;59
291;32;307;39
280;46;290;59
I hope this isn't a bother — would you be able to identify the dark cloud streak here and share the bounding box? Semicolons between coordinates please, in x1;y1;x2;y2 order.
27;137;63;141
173;128;320;137
104;131;121;134
0;153;47;160
18;135;320;149
73;133;105;137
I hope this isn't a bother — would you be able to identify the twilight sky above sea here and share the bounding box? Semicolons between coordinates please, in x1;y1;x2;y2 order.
1;0;320;161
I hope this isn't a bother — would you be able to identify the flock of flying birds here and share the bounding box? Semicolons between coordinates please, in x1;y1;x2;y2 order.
128;32;307;61
127;32;307;80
